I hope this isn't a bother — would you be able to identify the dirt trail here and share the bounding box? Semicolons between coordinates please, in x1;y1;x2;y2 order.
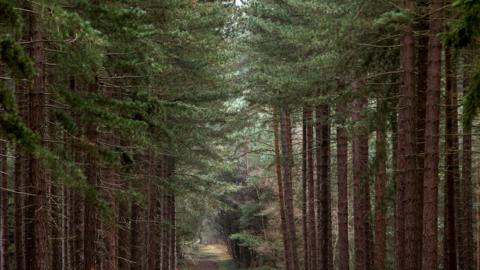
188;244;231;270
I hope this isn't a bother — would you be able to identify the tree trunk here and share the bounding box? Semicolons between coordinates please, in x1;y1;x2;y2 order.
352;81;370;270
14;144;25;270
396;0;419;269
421;0;442;267
84;81;99;270
273;109;293;270
306;107;317;270
336;104;349;270
118;196;130;270
301;109;308;270
461;64;474;270
279;109;299;270
374;98;387;270
0;140;8;270
415;2;428;268
146;154;159;270
443;46;458;270
130;201;141;270
27;4;49;269
315;105;332;270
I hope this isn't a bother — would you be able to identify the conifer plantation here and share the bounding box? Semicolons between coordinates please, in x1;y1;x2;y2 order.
0;0;480;270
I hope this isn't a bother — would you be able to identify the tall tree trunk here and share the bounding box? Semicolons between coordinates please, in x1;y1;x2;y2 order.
14;82;27;270
352;81;370;270
421;0;442;268
279;110;299;270
306;107;317;270
27;4;49;269
0;140;8;270
301;109;308;270
444;46;458;270
162;189;170;270
146;154;159;270
118;195;130;270
461;64;474;270
130;200;141;270
336;104;349;270
374;97;387;270
415;2;428;268
396;0;419;269
84;81;99;270
273;109;293;270
316;105;332;270
14;145;25;270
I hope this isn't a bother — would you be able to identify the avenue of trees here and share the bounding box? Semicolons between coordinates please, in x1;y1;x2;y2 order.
1;0;480;270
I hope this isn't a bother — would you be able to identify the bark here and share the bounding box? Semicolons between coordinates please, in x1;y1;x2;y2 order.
279;110;299;270
118;196;130;270
461;65;474;270
130;201;141;270
162;189;170;270
374;99;387;270
103;166;119;270
273;109;293;270
421;0;442;268
0;140;8;270
146;154;159;270
301;110;308;270
14;144;25;270
306;108;317;270
415;2;428;267
351;81;370;270
315;105;332;270
27;4;49;269
84;82;99;270
396;0;419;269
336;104;349;270
443;46;458;270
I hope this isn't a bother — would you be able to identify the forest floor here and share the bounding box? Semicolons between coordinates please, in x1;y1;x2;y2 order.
185;244;237;270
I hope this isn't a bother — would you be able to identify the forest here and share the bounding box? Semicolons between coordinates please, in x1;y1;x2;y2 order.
0;0;480;270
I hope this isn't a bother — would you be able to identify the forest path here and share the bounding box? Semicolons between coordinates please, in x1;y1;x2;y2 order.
187;244;235;270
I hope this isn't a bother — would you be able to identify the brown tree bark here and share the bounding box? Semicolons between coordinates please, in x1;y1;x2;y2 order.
26;4;49;269
273;109;293;270
374;97;387;270
443;46;458;270
0;140;8;270
162;189;170;270
14;144;25;270
315;105;332;270
279;109;299;270
301;109;308;270
84;82;99;270
146;154;159;270
415;2;428;267
306;107;317;270
118;195;130;270
336;104;349;270
396;0;419;269
351;81;370;270
130;200;142;270
421;0;442;268
461;65;474;270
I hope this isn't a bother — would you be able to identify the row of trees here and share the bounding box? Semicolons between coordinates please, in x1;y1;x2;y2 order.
0;1;231;269
239;0;480;269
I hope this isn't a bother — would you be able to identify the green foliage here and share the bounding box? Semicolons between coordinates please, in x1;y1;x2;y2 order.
230;232;262;249
444;0;480;48
0;36;35;79
0;0;19;28
462;72;480;127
